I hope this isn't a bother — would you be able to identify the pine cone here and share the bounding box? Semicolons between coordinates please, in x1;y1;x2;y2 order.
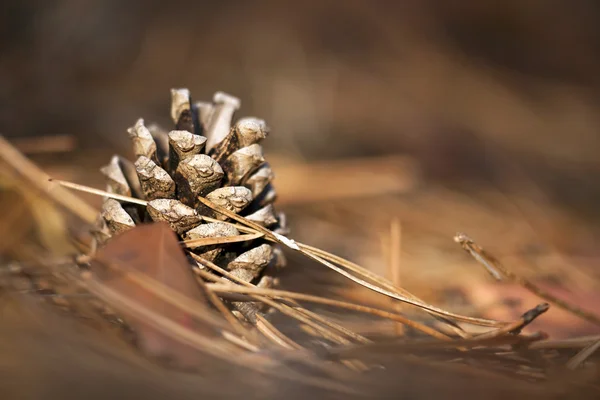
93;88;287;320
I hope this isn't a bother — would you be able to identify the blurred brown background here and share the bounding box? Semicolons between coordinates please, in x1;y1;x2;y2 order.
2;0;600;338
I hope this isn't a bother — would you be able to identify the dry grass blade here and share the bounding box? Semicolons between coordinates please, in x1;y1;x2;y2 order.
0;136;97;223
193;267;255;339
221;331;260;352
206;283;452;341
181;232;264;248
50;179;148;206
299;243;422;299
191;257;363;390
297;243;505;328
198;193;505;329
165;294;359;390
293;307;372;344
84;275;360;395
455;233;600;327
195;268;344;352
255;314;303;350
268;301;351;344
189;253;370;345
50;179;508;330
196;195;299;248
87;225;354;394
566;338;600;370
214;285;359;378
48;179;369;344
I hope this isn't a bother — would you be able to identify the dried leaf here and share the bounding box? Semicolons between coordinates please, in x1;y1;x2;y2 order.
91;222;221;367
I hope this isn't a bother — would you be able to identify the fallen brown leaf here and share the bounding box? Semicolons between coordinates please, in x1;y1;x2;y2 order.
90;222;223;368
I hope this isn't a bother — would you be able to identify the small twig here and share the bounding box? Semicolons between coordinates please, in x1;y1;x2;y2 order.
471;303;549;341
50;179;148;206
455;232;600;327
181;232;264;248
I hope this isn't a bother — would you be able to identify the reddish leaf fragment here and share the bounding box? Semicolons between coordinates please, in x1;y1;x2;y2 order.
91;222;219;367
